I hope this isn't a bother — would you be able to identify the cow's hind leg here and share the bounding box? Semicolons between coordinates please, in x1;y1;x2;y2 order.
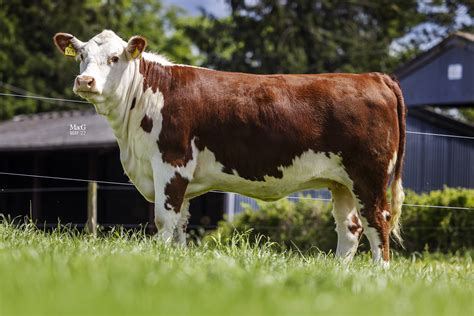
360;207;391;268
359;191;391;268
330;184;363;262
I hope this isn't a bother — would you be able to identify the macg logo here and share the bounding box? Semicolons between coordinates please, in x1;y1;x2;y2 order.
69;123;87;136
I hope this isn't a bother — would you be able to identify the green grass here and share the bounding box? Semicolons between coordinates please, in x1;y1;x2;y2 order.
0;222;473;316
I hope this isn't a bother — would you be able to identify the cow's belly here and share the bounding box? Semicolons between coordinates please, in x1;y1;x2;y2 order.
186;148;354;201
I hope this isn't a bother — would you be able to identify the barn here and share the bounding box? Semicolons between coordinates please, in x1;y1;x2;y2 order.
0;110;224;230
0;32;473;228
395;32;474;191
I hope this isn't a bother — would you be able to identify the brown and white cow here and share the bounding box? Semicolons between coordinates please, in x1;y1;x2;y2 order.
53;30;406;266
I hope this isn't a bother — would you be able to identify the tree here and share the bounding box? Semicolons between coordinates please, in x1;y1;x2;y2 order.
185;0;473;74
0;0;198;120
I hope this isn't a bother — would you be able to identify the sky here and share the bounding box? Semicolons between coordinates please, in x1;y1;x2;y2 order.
163;0;230;17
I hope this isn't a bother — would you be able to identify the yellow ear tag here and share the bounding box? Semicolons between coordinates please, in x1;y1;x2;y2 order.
64;44;76;57
131;47;140;59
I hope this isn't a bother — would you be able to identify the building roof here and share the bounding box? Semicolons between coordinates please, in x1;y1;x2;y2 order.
393;32;474;107
394;31;474;79
0;110;116;151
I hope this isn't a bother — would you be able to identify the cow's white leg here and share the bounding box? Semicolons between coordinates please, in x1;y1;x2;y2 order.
361;220;384;266
154;204;180;243
360;212;391;269
175;199;190;246
330;184;363;262
152;162;190;244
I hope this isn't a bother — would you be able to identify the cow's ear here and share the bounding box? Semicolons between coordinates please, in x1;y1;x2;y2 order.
53;33;83;57
126;36;147;59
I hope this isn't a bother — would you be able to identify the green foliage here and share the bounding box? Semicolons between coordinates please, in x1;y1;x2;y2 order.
216;197;336;252
459;107;474;123
0;221;473;315
0;0;199;121
185;0;472;74
402;187;474;252
215;187;474;253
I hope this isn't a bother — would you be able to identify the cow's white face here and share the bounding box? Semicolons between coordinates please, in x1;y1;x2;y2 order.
53;30;147;107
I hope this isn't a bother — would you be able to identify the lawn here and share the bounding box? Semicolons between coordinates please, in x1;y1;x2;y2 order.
0;222;472;316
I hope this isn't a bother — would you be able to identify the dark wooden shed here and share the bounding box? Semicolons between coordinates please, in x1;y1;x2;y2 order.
0;110;224;230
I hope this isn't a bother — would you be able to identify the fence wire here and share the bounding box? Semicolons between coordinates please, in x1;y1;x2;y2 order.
29;222;474;231
0;171;473;211
0;92;90;104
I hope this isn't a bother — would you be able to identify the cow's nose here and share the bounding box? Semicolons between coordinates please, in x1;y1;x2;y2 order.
75;76;96;90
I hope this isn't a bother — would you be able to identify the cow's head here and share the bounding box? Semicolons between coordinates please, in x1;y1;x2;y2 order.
53;30;146;106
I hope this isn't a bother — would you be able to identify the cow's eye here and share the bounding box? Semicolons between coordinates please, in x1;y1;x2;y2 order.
111;56;119;63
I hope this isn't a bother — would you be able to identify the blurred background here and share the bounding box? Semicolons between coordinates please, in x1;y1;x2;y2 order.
1;0;472;118
0;0;473;252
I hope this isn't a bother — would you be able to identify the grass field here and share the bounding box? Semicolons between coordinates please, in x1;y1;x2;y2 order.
0;222;472;316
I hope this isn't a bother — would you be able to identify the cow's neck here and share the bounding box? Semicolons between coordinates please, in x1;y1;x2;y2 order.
102;56;174;200
101;59;144;140
102;55;175;155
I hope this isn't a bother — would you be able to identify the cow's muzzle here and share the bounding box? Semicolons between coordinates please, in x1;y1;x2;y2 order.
74;75;98;93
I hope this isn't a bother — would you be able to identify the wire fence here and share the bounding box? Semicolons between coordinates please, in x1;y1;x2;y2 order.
405;130;474;140
0;171;473;211
0;91;90;105
29;223;474;232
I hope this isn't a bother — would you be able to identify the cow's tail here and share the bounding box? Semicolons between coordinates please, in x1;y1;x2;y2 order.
387;76;406;245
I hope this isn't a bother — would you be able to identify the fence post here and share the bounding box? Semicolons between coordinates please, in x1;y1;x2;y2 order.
225;192;236;222
86;181;97;236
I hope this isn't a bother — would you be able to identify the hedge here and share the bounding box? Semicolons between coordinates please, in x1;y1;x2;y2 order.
213;187;474;253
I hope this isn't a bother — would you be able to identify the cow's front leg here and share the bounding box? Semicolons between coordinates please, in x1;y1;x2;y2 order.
330;184;363;263
153;165;190;244
154;204;180;243
175;199;190;246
